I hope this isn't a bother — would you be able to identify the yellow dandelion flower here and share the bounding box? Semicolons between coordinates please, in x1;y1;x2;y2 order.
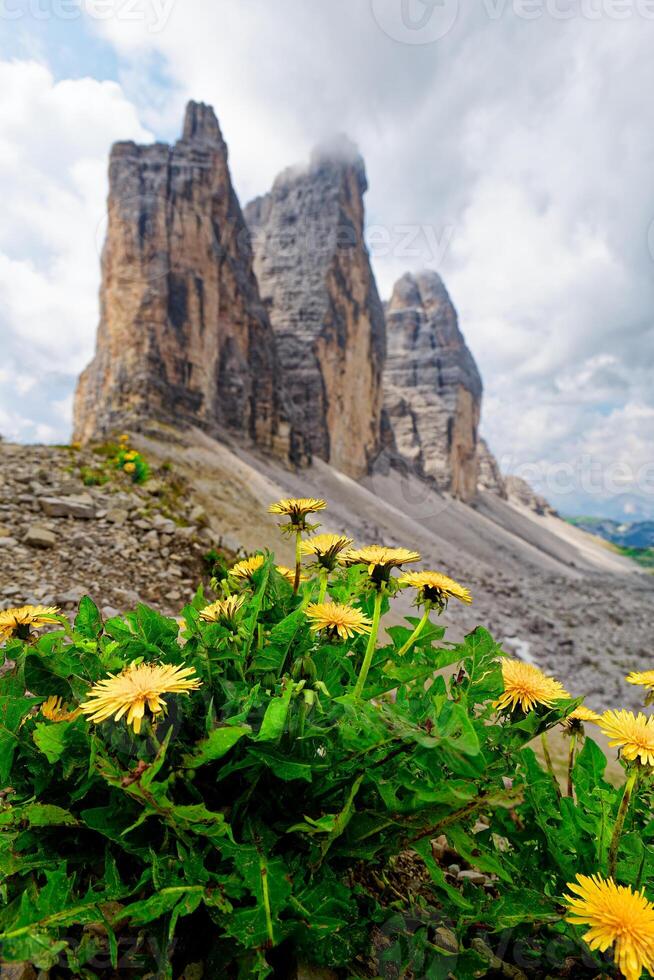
268;497;327;522
276;565;308;585
0;605;61;641
123;462;136;474
600;709;654;767
398;570;472;606
229;555;265;582
80;662;200;734
305;602;373;640
343;545;420;586
564;874;654;980
566;705;602;726
199;594;245;626
495;659;569;713
301;533;353;569
627;671;654;692
40;696;81;723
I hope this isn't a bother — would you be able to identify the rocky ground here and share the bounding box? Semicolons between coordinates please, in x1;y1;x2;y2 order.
0;442;222;619
2;435;654;716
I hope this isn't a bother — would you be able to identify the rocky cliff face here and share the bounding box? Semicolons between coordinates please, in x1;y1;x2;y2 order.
74;102;284;453
380;271;482;502
245;138;386;479
505;475;558;517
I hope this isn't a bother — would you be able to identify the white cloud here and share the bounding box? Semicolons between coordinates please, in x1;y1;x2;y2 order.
0;58;151;443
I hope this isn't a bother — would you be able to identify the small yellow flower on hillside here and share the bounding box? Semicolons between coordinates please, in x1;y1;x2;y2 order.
123;462;136;474
123;450;139;461
564;874;654;980
398;570;472;609
0;605;61;642
495;659;569;713
343;545;420;588
306;602;373;640
118;433;130;443
600;709;654;767
200;594;245;628
80;662;201;734
301;533;353;570
40;696;81;723
229;555;265;583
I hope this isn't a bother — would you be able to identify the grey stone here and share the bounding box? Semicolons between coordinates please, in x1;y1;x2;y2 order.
24;526;57;549
106;508;129;526
39;495;96;519
458;869;487;885
189;504;208;526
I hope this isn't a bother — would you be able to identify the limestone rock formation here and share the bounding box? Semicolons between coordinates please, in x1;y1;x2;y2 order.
380;271;482;502
505;475;558;517
477;438;507;498
245;137;386;479
74;101;283;453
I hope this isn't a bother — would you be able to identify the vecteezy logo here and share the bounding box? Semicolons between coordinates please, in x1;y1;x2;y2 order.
370;0;459;44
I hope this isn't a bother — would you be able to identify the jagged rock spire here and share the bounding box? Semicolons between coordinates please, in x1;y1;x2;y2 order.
381;270;482;502
73;102;283;452
245;138;386;479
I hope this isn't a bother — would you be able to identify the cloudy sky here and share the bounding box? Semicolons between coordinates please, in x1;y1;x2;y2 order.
2;0;653;519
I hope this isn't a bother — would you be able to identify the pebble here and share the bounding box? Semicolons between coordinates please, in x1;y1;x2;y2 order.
24;526;57;549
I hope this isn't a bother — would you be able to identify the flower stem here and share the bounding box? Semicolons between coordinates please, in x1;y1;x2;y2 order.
318;568;328;604
293;528;302;594
397;607;431;657
608;769;639;879
541;732;561;798
566;732;577;798
353;587;384;699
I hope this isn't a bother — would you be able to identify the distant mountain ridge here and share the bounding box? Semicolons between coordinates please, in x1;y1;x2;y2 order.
568;517;654;549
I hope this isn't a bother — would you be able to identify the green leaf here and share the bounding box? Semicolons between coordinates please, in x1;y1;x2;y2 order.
32;719;81;764
0;803;77;828
74;596;103;639
120;885;205;927
251;608;306;672
0;694;39;781
183;724;251;769
254;681;295;742
412;839;473;910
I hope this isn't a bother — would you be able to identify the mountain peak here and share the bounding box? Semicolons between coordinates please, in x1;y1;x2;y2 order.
182;100;223;146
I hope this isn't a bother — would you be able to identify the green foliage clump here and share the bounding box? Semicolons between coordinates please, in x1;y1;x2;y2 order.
0;545;652;978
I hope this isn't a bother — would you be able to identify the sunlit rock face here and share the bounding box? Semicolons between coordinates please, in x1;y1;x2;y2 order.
245;137;386;479
381;270;483;502
74;101;285;455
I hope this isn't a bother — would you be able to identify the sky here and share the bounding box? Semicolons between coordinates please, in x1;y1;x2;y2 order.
1;0;653;521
